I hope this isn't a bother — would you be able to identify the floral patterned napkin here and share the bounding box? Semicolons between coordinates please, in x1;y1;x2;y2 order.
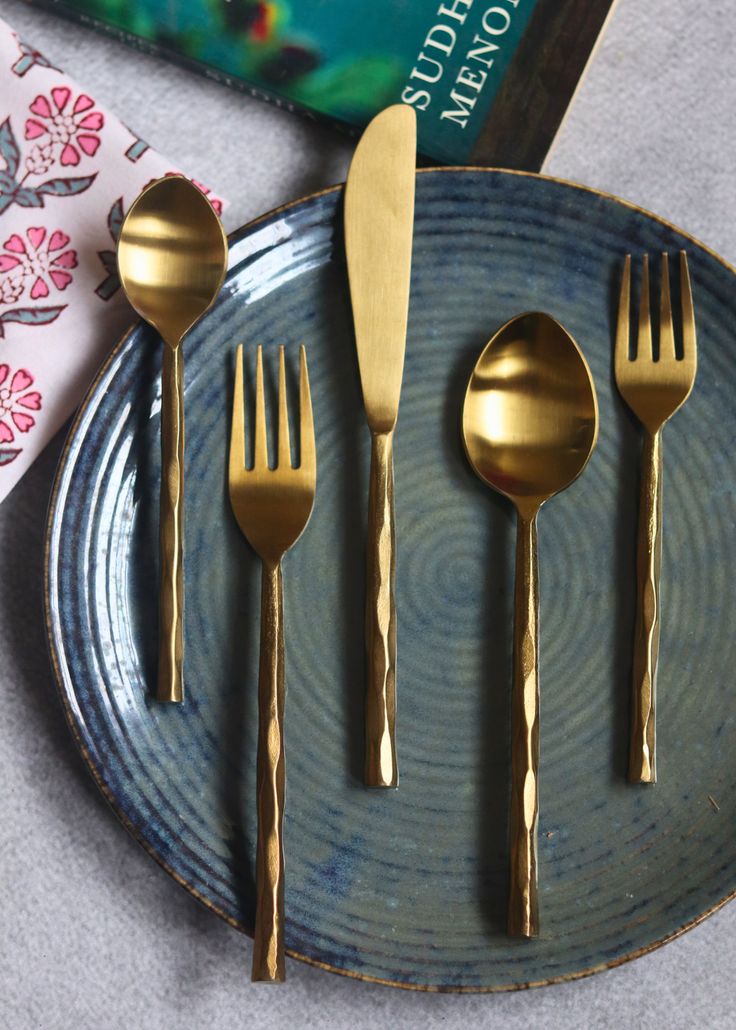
0;18;225;503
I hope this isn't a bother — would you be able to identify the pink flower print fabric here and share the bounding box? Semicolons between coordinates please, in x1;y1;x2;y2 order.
1;227;78;299
0;364;42;444
25;88;104;166
0;16;227;502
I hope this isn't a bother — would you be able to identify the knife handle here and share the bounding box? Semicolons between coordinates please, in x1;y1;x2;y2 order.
158;342;184;703
364;429;398;788
508;511;540;938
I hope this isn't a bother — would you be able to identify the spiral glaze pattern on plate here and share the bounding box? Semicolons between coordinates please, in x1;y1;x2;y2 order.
46;171;735;990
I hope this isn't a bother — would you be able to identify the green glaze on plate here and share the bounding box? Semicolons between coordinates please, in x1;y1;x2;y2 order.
45;170;735;991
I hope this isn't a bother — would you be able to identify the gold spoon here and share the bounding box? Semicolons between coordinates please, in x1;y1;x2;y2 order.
118;175;228;703
462;312;599;938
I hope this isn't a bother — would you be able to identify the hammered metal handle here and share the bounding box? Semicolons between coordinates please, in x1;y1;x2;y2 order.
508;512;540;938
364;429;398;788
628;429;663;784
157;343;184;703
252;562;287;982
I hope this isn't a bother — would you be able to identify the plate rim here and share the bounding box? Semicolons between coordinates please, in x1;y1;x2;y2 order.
44;165;736;993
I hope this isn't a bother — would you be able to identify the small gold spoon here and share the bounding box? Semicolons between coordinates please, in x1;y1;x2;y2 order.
462;312;598;938
118;175;228;703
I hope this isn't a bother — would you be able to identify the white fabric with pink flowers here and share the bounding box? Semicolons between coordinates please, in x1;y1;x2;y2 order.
0;17;225;503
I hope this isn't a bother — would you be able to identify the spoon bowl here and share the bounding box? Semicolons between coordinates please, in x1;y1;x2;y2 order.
462;311;598;939
118;175;227;347
463;312;598;515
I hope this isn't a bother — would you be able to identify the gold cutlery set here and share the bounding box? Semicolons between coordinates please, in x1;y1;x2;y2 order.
116;106;697;979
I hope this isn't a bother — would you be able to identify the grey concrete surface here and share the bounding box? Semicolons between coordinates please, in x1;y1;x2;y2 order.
1;0;734;1026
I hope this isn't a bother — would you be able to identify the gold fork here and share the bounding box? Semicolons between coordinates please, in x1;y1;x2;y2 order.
615;252;697;784
229;343;316;982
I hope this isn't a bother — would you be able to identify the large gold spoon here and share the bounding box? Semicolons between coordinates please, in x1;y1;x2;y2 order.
118;175;228;703
462;312;598;938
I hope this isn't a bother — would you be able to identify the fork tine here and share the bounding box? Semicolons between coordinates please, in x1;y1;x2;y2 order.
298;345;316;478
277;345;291;469
680;251;697;375
254;345;268;469
229;344;245;480
637;254;652;360
615;254;631;379
659;253;676;362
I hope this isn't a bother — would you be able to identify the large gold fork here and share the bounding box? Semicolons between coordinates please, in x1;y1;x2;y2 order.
229;344;316;982
615;252;697;784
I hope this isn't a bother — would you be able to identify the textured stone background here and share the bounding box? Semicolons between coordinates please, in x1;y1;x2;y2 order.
1;0;734;1026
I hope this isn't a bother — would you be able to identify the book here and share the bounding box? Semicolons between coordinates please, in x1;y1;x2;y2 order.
30;0;618;170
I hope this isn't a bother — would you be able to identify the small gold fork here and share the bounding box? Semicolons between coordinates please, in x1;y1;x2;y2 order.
229;344;316;982
615;252;697;784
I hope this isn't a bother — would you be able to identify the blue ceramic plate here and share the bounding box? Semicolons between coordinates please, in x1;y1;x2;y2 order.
46;170;735;991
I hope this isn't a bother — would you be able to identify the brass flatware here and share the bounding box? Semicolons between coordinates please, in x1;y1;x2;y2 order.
615;252;697;784
229;344;316;983
344;103;416;789
462;313;598;938
118;175;227;703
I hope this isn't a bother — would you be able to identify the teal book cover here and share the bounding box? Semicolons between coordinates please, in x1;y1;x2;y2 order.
30;0;618;169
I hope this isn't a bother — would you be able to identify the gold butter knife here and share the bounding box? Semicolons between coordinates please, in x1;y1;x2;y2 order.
344;104;416;788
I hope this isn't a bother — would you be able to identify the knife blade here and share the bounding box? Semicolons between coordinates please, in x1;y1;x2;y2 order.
344;104;416;788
